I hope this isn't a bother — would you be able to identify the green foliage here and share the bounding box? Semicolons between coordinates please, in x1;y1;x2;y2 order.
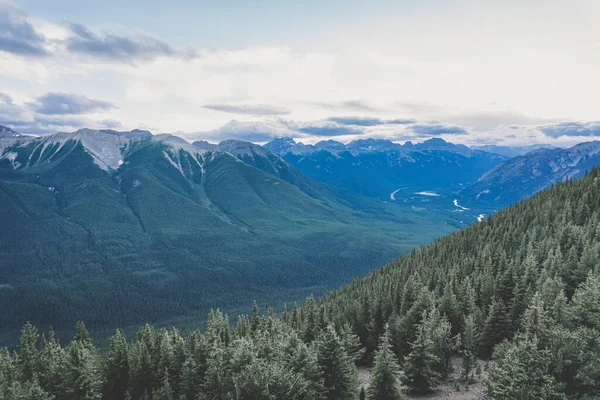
367;325;405;400
1;150;600;399
314;325;359;400
487;335;564;400
401;313;440;393
0;137;453;344
459;315;478;382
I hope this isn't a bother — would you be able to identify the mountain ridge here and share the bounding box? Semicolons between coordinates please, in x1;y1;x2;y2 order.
460;140;600;208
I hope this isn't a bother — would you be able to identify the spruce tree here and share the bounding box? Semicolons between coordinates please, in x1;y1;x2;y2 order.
314;325;358;400
487;335;563;400
16;322;39;383
61;341;103;400
402;313;439;393
479;299;512;359
104;329;130;400
367;325;405;400
153;369;174;400
460;315;478;383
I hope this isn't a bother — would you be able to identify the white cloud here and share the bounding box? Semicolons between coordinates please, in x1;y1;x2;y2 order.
1;2;599;146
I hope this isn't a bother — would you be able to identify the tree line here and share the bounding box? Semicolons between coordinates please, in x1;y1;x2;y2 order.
2;167;600;399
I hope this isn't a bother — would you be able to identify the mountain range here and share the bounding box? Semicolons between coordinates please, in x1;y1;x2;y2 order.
265;136;600;217
2;122;600;343
264;137;507;204
0;125;455;342
458;141;600;208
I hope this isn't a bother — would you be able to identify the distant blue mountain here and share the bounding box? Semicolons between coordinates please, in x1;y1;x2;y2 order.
470;144;554;158
460;141;600;208
264;137;508;201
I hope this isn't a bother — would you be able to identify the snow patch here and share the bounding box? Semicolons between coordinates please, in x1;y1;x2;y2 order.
163;151;185;175
414;191;440;197
1;152;21;169
453;199;470;210
476;189;491;199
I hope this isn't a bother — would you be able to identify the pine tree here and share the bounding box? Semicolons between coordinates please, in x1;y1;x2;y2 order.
479;299;512;359
487;335;563;400
521;293;550;340
61;341;103;400
314;325;358;400
16;322;39;383
402;313;439;393
153;369;174;400
460;315;478;383
367;325;405;400
104;329;130;400
37;329;64;397
570;272;600;330
251;301;261;333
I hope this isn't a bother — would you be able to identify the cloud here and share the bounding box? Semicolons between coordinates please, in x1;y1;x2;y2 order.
193;118;367;142
442;110;555;131
409;124;468;136
28;92;115;115
308;100;377;112
327;116;416;126
538;121;600;138
64;22;181;62
0;4;48;57
0;91;12;104
285;120;364;137
203;103;291;116
194;120;297;143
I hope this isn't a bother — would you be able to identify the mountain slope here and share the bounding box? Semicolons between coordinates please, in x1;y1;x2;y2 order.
311;166;600;396
0;127;456;342
0;125;21;138
265;138;507;218
2;152;599;400
459;141;600;208
470;143;554;157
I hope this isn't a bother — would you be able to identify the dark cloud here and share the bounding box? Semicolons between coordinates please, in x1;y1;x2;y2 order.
3;114;90;135
196;120;297;143
327;116;383;126
290;121;363;137
0;4;48;57
409;124;468;136
327;116;416;126
539;122;600;138
0;91;30;124
0;92;13;104
28;92;115;115
203;103;291;116
387;118;417;124
64;22;179;62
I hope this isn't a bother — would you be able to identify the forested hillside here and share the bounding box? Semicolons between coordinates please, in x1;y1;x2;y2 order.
0;129;455;344
2;168;599;399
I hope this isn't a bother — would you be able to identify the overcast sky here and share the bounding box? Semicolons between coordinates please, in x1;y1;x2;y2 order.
1;0;599;146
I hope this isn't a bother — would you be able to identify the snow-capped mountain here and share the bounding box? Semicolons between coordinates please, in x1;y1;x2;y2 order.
0;125;21;138
0;125;455;338
470;144;554;158
263;137;507;200
460;141;600;207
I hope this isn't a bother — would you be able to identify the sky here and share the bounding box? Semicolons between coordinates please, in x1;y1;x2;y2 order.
0;0;599;146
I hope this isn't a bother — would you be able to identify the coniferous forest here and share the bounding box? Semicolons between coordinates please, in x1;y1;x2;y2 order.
2;168;600;399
